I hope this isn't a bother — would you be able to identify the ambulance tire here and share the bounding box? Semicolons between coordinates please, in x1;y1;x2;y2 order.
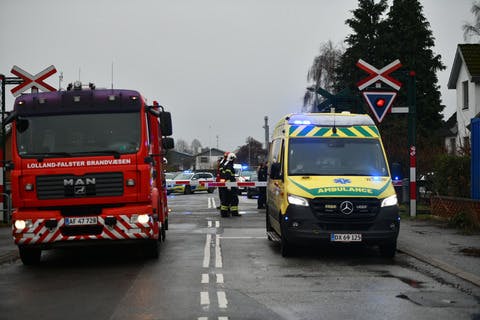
19;247;41;265
379;240;397;258
266;208;273;233
207;188;215;193
184;186;192;195
145;240;159;259
280;220;292;258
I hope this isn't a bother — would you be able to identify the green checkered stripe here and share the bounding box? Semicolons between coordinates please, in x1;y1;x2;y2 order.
288;125;379;138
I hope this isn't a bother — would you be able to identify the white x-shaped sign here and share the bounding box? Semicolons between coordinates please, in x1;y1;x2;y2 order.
10;65;57;97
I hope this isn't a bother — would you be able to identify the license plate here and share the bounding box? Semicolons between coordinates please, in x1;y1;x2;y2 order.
330;233;362;242
65;216;98;226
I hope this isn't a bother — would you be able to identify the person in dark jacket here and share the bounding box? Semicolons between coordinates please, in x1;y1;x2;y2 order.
257;162;268;209
220;152;240;217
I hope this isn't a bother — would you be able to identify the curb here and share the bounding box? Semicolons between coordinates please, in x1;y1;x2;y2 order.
398;242;480;288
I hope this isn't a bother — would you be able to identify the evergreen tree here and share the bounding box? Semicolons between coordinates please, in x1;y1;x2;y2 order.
385;0;445;140
335;0;388;95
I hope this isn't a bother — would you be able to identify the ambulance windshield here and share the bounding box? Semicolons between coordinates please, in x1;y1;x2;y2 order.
288;138;388;176
16;112;141;157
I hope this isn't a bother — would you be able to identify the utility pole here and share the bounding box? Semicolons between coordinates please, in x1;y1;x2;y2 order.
263;116;269;153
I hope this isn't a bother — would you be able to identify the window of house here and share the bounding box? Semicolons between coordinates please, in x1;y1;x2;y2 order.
200;156;208;163
462;81;469;110
449;138;456;155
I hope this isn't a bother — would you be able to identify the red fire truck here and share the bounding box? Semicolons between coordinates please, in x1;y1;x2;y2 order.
6;81;174;265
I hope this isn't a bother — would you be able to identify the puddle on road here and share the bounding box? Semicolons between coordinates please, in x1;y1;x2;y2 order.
381;274;425;289
459;247;480;257
396;291;478;308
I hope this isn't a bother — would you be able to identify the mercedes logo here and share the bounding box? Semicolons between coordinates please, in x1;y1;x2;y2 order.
340;201;354;215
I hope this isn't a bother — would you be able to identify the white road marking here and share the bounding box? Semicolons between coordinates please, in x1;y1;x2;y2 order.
215;220;220;228
208;220;212;228
207;197;217;208
215;234;222;268
200;291;210;305
203;234;211;268
201;273;209;284
218;317;229;320
197;317;208;320
216;274;224;284
217;291;228;309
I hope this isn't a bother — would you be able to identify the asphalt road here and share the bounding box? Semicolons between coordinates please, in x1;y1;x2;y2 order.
0;191;478;320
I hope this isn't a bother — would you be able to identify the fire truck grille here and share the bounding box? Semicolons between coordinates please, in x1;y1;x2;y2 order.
36;172;124;199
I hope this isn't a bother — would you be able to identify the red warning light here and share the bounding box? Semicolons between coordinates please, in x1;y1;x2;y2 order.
376;98;386;107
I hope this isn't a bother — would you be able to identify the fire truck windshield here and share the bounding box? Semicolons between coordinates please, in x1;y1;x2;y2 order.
16;112;141;158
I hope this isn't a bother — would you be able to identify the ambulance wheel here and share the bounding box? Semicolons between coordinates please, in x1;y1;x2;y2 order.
19;247;41;265
266;208;273;232
184;186;192;194
207;188;215;193
379;240;397;258
280;220;292;257
280;232;291;258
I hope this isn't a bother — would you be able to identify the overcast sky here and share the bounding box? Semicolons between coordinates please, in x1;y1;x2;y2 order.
0;0;474;152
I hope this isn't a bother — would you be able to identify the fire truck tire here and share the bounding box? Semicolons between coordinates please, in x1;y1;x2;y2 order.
19;247;41;265
160;225;166;242
144;240;159;259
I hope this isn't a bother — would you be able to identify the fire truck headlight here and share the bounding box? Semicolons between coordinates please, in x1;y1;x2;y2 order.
126;179;135;187
14;220;32;230
24;183;34;191
137;214;149;224
131;214;150;224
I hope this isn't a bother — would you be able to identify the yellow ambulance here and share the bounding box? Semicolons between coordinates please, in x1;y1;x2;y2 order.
266;112;399;257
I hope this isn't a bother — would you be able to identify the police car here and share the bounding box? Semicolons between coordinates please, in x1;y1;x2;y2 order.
172;171;215;194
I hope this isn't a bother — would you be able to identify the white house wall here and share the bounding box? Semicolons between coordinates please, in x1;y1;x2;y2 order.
455;63;476;151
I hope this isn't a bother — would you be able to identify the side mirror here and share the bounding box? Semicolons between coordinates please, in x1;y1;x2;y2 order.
270;163;282;180
159;112;173;136
162;137;174;150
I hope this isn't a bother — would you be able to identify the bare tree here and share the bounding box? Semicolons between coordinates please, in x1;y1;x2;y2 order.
463;1;480;42
191;139;202;154
175;139;191;154
303;40;343;112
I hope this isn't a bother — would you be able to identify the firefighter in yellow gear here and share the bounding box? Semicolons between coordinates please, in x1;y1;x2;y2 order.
220;152;240;217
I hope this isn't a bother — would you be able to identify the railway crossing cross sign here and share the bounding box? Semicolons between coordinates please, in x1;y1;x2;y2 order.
356;59;402;90
10;65;57;97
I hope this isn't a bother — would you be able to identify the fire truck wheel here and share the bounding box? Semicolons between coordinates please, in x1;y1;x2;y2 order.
19;247;41;265
144;240;159;259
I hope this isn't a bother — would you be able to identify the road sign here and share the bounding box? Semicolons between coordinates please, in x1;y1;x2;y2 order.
10;65;57;97
356;59;402;90
361;91;397;123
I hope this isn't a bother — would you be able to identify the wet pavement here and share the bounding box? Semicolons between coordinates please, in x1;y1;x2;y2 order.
1;216;479;288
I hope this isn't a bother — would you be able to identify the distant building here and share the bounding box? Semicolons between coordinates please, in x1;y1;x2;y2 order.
164;150;194;171
194;148;225;171
447;44;480;154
